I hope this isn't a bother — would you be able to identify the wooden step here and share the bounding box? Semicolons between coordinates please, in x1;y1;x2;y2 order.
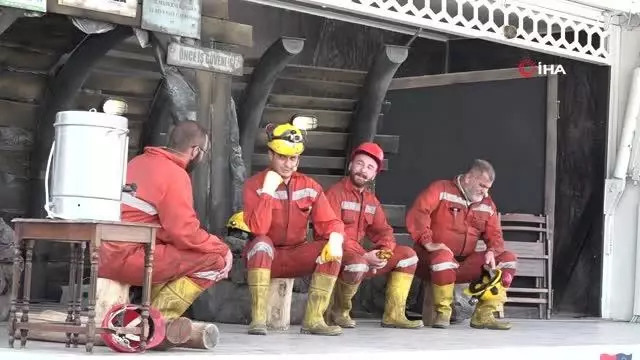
262;106;352;130
84;70;161;97
0;44;59;72
252;153;389;171
0;171;29;214
0;151;29;177
95;56;161;79
279;64;366;84
267;95;356;111
0;71;46;103
271;77;361;99
74;92;152;116
382;204;406;228
243;64;367;84
255;131;399;153
0;99;37;129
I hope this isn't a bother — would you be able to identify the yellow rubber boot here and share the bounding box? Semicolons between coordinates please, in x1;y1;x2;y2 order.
329;279;359;328
301;273;343;336
432;283;454;329
470;287;511;330
150;277;203;320
247;268;271;335
381;272;424;329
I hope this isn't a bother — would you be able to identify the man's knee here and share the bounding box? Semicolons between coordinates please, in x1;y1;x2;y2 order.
339;252;368;284
496;250;517;286
190;252;226;288
429;249;458;285
391;246;418;273
246;235;275;269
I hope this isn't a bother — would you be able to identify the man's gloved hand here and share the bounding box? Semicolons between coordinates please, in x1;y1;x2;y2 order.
262;171;283;196
363;250;387;270
217;249;233;281
319;232;343;263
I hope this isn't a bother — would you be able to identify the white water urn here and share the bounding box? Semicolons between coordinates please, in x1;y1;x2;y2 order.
45;110;129;221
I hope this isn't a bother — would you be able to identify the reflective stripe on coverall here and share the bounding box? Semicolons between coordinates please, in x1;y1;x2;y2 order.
242;169;344;277
405;177;517;286
98;147;230;319
324;177;418;284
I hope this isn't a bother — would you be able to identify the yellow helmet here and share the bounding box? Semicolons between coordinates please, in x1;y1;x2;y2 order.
227;211;250;233
463;267;506;304
266;123;305;156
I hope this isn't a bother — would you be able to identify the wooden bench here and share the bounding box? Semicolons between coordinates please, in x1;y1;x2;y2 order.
393;212;552;320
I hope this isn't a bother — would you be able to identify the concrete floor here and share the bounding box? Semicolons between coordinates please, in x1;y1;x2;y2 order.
1;319;639;359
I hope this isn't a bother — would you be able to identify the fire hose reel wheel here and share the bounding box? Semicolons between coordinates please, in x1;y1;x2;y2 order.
100;303;166;353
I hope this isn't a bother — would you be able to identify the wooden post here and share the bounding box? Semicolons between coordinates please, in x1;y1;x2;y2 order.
266;278;294;331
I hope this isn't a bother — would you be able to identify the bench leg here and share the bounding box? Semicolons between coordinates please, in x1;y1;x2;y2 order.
267;278;294;331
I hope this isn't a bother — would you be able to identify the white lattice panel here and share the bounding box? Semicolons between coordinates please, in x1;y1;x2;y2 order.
289;0;612;65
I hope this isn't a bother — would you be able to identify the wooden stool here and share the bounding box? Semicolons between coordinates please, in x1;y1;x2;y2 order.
266;278;294;330
7;219;158;353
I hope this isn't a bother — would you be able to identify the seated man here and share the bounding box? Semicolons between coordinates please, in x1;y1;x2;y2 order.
99;121;232;322
324;142;423;329
406;159;517;330
242;123;345;336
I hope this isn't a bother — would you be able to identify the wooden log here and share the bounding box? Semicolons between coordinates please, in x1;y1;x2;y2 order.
421;280;435;326
95;278;131;326
183;321;219;350
270;77;362;99
0;71;46;103
83;70;161;96
266;278;294;331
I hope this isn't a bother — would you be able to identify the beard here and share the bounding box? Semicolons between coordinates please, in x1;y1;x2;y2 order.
349;171;371;188
185;156;203;173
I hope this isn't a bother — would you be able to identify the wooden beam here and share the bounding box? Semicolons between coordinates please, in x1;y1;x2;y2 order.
200;16;253;47
278;64;367;84
389;68;546;90
0;171;29;214
202;0;229;19
46;0;142;27
262;107;364;130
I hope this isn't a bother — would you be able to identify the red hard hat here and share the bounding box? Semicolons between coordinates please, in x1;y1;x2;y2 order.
100;303;166;353
352;142;384;171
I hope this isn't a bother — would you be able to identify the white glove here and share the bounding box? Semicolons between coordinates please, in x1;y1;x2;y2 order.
262;171;283;196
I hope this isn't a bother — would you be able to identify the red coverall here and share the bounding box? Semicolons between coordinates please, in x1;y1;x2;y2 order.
405;177;517;286
242;170;344;277
98;147;230;289
325;177;418;284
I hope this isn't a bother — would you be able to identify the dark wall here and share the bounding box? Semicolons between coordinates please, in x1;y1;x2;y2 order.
377;77;548;216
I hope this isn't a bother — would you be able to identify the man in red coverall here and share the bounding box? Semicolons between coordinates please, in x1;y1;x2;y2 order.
406;159;516;330
99;121;232;321
324;142;423;330
243;122;345;336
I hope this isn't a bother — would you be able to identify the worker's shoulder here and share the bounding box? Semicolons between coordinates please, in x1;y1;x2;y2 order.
294;172;324;191
244;170;266;187
421;179;451;193
324;176;348;194
128;152;187;182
